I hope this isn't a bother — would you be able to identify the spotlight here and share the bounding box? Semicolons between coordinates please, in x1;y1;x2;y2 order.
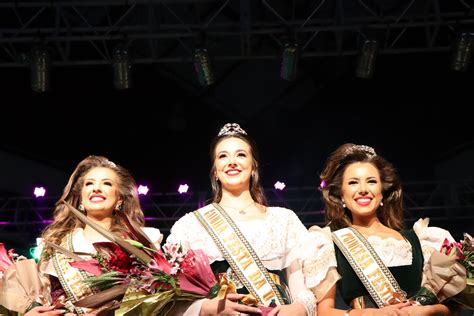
33;186;46;198
30;46;51;92
137;185;149;196
274;181;286;190
451;32;473;72
355;39;378;79
193;47;214;87
280;42;299;81
178;184;189;194
112;45;132;89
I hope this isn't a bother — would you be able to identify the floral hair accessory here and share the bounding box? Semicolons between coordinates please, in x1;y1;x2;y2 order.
218;123;247;137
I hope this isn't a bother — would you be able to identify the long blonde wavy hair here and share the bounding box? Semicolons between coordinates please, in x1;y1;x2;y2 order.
39;155;144;262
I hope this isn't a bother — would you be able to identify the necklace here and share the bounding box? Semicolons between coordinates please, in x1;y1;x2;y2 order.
219;201;256;215
352;223;383;236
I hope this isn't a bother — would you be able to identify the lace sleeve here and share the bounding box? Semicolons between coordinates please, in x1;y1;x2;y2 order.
413;218;456;265
142;227;163;247
302;225;340;300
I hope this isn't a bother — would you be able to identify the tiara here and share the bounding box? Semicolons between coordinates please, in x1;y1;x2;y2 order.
346;144;377;157
218;123;247;137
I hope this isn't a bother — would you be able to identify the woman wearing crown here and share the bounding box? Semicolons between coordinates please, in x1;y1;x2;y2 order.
166;123;333;315
307;143;460;316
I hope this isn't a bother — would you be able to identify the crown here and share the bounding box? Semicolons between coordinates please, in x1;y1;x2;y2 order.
346;144;377;157
217;123;247;137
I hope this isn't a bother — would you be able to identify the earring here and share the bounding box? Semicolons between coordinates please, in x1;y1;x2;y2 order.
78;204;85;212
115;202;123;211
342;203;346;208
380;201;384;206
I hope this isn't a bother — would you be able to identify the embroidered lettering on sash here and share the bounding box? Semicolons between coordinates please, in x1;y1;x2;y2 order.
333;228;406;308
194;204;284;306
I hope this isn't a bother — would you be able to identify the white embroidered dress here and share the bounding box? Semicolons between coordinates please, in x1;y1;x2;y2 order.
167;205;317;315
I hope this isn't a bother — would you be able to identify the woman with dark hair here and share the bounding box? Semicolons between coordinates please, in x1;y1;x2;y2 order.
167;123;321;315
26;155;162;315
311;143;456;316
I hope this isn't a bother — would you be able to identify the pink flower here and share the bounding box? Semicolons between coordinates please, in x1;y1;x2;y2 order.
148;250;173;275
70;259;103;276
0;243;14;273
178;249;216;296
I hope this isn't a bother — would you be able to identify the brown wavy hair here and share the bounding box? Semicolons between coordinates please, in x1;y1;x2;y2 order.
320;143;404;231
209;130;267;206
40;155;144;262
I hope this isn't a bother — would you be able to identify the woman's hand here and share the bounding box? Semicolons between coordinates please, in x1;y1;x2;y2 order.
200;294;262;315
25;306;68;315
400;303;450;316
361;302;412;316
267;302;307;316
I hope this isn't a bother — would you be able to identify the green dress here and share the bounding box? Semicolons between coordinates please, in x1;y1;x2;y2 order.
335;229;424;307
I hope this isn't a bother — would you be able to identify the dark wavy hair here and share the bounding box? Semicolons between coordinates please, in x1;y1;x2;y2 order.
209;128;267;206
320;143;404;231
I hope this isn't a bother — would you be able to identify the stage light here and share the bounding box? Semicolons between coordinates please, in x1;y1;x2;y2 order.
30;46;51;92
112;45;132;89
33;186;46;198
178;184;189;194
451;32;473;72
280;42;299;81
193;47;214;87
137;185;149;196
274;181;286;190
355;39;378;79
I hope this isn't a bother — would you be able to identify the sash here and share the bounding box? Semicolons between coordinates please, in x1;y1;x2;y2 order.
332;227;407;308
194;203;285;306
51;232;96;314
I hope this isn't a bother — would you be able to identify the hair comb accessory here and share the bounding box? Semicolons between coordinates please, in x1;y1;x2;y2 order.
346;144;377;157
218;123;247;137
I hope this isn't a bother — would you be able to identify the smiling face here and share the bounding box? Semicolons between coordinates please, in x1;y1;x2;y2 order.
341;162;383;222
80;167;122;220
214;137;253;193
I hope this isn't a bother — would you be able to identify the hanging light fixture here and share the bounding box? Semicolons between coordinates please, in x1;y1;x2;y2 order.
193;47;214;87
112;45;132;90
280;41;299;81
450;32;473;72
30;46;51;93
355;39;378;79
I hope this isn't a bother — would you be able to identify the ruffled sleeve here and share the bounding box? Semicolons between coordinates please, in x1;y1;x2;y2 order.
302;225;340;300
142;227;163;247
413;218;456;266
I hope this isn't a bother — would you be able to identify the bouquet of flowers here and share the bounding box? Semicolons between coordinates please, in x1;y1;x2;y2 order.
0;243;48;313
411;232;473;309
54;201;220;315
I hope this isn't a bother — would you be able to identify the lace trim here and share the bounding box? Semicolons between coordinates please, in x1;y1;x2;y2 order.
304;246;336;288
167;207;308;270
294;290;315;316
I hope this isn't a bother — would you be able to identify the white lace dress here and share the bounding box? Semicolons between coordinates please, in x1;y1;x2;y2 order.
166;205;317;315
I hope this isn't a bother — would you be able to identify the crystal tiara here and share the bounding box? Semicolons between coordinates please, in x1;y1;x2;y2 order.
217;123;247;137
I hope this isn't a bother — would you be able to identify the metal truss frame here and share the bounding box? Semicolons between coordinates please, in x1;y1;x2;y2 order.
0;0;473;67
1;180;473;243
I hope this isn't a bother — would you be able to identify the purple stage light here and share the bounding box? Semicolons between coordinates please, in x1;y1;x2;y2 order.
274;181;286;190
137;185;149;196
178;184;189;194
34;186;46;197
